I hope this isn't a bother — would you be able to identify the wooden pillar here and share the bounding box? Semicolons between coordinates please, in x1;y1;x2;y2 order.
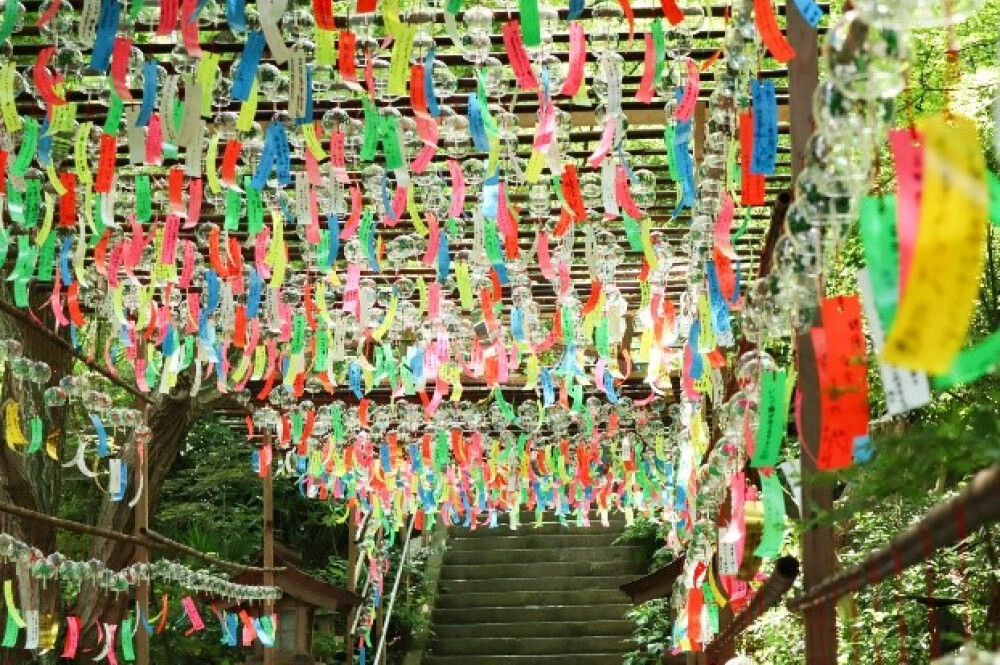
345;519;358;665
786;0;819;181
134;410;150;665
263;435;276;665
797;332;838;664
785;0;834;662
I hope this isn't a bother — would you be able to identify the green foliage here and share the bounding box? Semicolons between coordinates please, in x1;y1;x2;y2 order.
624;599;674;665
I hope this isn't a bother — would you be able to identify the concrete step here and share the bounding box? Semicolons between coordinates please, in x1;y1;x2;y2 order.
440;559;645;580
436;588;629;609
451;520;628;538
443;545;646;566
433;619;634;640
433;603;634;625
447;532;624;550
439;575;633;594
428;635;630;657
424;654;627;665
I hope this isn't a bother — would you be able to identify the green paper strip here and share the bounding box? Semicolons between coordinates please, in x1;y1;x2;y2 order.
27;416;42;454
732;207;751;245
11;118;39;177
246;177;263;236
651;19;666;85
121;618;136;661
36;231;56;282
224;188;242;231
754;473;786;559
1;613;17;648
103;92;124;136
360;99;378;162
518;0;541;47
379;114;405;172
664;123;678;182
989;171;1000;228
313;330;329;371
858;194;899;331
751;369;788;468
23;178;42;229
622;215;644;252
933;329;1000;389
0;0;20;42
136;175;153;222
494;390;517;424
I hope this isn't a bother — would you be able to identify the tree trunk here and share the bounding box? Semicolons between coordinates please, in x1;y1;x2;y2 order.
73;372;221;647
0;300;73;665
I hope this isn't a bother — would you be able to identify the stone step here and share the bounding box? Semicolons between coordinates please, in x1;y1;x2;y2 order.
433;619;634;640
440;559;645;580
436;588;629;610
443;545;646;566
428;635;630;657
423;654;627;665
433;603;634;625
451;520;628;538
447;532;625;550
439;575;633;594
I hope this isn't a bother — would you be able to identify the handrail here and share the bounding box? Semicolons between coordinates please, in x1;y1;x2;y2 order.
373;514;416;665
705;556;799;655
787;464;1000;612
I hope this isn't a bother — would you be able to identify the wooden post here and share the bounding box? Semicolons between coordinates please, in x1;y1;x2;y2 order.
263;435;276;665
134;422;150;665
785;0;834;661
786;0;819;182
345;519;358;665
797;332;838;664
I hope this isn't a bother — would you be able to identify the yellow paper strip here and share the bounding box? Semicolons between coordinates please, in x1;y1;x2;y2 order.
883;113;987;374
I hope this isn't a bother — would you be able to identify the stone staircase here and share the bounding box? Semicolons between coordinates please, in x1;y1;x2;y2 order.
422;516;648;665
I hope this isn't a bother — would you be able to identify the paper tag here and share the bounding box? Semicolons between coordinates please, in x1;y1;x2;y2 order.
858;269;930;415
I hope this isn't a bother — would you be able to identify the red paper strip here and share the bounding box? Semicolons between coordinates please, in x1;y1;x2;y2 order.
739;112;766;206
754;0;796;63
559;22;586;97
560;164;586;220
338;30;358;84
59;172;77;227
95;133;118;194
660;0;684;24
617;0;635;41
502;21;539;91
110;37;134;101
313;0;335;29
636;33;656;104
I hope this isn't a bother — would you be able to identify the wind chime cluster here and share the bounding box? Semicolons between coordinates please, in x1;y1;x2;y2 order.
670;0;997;656
270;397;678;531
0;532;281;658
0;331;150;503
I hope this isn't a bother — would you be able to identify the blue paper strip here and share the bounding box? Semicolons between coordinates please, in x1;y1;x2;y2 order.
89;0;121;73
424;48;440;118
750;79;778;176
231;30;266;101
136;59;158;127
